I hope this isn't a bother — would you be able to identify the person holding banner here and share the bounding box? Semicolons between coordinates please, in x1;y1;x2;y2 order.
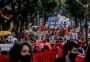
9;42;33;62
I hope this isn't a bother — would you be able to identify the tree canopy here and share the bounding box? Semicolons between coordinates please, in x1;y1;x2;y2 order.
0;0;62;30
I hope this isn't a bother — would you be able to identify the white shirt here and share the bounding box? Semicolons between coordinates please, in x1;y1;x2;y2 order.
6;35;13;43
71;32;78;40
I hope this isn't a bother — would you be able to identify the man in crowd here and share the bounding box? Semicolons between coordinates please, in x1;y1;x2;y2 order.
71;30;78;41
54;41;78;62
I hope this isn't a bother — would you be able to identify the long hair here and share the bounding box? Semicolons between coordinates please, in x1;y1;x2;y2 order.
84;47;90;62
9;42;33;62
62;41;78;62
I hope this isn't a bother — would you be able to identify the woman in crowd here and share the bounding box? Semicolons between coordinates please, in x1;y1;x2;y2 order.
33;46;40;53
84;46;90;62
9;42;33;62
54;41;78;62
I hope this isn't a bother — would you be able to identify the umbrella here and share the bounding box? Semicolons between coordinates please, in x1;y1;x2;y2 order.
0;31;11;37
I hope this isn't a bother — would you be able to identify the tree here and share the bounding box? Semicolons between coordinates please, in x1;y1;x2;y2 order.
0;0;62;31
64;0;85;27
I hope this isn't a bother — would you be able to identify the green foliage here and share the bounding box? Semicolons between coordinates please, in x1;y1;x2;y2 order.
64;0;84;19
0;0;62;31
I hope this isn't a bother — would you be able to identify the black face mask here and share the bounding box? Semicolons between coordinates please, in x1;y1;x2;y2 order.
69;53;78;62
19;55;31;62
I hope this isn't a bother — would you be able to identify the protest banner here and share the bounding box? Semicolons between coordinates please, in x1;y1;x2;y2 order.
0;44;13;51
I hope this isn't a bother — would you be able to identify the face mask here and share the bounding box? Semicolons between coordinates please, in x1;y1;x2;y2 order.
69;53;78;62
19;55;31;62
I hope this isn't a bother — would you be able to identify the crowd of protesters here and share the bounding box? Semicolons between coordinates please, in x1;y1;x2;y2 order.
0;27;79;44
0;21;90;62
0;24;89;53
1;39;90;62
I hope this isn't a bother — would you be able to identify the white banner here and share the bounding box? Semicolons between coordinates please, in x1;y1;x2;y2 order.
0;44;13;51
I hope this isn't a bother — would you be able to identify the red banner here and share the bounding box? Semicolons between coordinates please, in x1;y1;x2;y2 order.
0;50;85;62
34;51;57;62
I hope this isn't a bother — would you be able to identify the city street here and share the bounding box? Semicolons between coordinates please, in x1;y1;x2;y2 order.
0;0;90;62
